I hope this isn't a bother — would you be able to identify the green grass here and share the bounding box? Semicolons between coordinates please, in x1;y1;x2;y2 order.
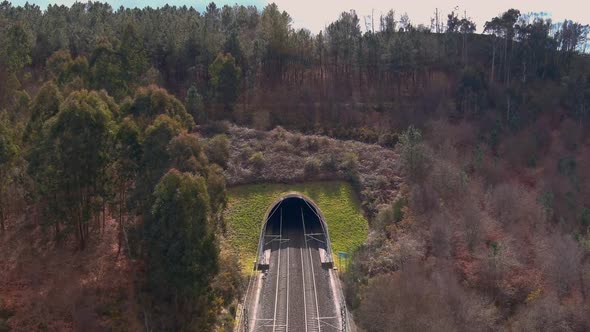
225;181;368;272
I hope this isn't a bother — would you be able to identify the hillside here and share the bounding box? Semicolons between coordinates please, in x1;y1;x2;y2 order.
0;213;140;330
0;1;589;331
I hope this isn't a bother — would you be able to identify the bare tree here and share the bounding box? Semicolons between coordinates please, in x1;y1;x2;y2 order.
511;293;589;331
357;265;497;332
431;213;452;258
541;233;582;298
489;183;544;231
462;200;482;252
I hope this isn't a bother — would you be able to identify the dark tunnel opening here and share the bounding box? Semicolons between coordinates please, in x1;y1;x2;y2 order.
265;197;322;238
257;195;333;270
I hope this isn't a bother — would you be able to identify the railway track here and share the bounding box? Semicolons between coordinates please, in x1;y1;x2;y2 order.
250;202;340;332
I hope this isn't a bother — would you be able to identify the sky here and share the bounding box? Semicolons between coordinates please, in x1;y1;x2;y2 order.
9;0;590;34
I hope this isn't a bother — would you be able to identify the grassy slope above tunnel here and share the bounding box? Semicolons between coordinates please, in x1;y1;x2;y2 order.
225;181;368;272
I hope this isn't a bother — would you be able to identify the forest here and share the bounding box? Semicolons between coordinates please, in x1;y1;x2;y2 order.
0;0;589;330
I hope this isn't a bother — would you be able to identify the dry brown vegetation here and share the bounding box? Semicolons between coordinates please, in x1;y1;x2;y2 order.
0;213;141;331
224;125;402;217
357;264;498;332
347;118;590;331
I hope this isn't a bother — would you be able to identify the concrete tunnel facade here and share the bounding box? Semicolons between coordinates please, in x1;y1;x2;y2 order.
255;192;334;270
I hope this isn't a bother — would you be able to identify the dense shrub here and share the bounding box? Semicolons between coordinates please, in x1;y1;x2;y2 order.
288;132;302;147
272;140;294;153
321;153;339;172
249;152;264;172
304;137;320;152
373;196;407;234
202;120;231;136
303;157;321;176
378;132;399;148
206;134;230;168
339;152;360;182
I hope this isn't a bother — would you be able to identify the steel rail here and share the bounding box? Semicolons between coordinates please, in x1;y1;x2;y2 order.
302;199;333;264
301;208;321;332
272;208;283;332
300;245;309;332
286;216;290;332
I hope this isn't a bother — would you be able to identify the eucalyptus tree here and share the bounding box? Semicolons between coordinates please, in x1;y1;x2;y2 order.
485;10;521;124
121;85;194;216
0;121;18;232
23;81;62;144
28;90;115;248
459;16;476;63
112;117;141;254
500;9;521;85
514;15;554;82
125;85;195;130
167;133;227;228
556;20;590;53
167;132;209;176
89;38;127;99
135;115;183;215
485;9;521;85
146;169;218;330
205;134;230;169
555;20;590;68
484;17;503;82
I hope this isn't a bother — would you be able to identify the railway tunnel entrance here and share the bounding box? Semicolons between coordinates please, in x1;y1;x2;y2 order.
249;193;341;332
256;193;334;270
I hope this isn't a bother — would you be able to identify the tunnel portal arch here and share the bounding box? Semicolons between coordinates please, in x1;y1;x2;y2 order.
255;192;334;270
